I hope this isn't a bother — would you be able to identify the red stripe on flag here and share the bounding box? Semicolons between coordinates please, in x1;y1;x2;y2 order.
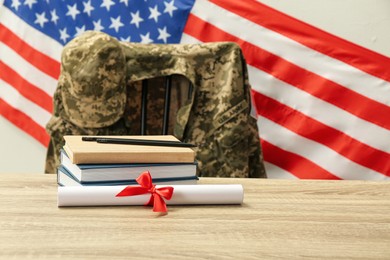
0;61;53;113
0;23;60;80
261;140;341;180
210;0;390;82
184;14;390;131
0;99;49;146
253;90;390;177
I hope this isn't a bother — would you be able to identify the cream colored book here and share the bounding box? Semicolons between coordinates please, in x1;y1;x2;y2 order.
63;135;196;164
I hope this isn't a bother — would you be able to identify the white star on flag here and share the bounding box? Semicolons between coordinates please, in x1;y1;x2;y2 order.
148;5;161;23
120;0;129;7
157;26;170;43
24;0;36;9
101;0;115;12
140;32;153;43
163;0;177;17
59;28;70;42
93;19;105;31
75;25;86;36
34;12;48;28
50;9;59;24
83;1;94;16
130;10;143;28
109;16;124;33
66;4;80;20
11;0;21;10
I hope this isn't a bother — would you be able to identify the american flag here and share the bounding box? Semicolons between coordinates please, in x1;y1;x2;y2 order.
1;0;390;180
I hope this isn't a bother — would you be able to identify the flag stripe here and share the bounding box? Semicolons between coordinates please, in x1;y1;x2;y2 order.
0;79;52;127
186;1;390;108
0;23;60;80
258;115;389;180
186;1;390;101
0;6;62;61
263;162;298;179
0;42;58;96
261;140;341;180
210;0;390;82
253;91;390;177
184;13;390;131
0;61;53;113
0;99;49;146
248;66;390;153
247;49;390;132
0;6;60;146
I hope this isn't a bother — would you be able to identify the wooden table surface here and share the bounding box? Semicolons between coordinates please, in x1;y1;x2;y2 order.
0;174;389;259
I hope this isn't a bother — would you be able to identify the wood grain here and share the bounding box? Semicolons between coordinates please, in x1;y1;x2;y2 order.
0;174;389;259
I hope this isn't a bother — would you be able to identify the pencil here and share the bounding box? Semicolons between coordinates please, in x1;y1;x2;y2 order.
81;136;197;148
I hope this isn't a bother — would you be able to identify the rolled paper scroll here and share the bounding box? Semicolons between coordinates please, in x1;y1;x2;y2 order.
58;184;244;207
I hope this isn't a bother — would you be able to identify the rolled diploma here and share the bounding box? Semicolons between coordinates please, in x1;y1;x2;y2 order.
58;184;244;207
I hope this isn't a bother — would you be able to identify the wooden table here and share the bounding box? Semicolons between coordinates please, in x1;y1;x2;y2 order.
0;174;389;259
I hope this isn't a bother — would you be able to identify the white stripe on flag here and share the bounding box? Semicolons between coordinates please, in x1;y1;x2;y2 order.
249;66;390;153
180;33;201;44
0;42;58;96
263;162;298;179
258;116;389;180
0;79;52;127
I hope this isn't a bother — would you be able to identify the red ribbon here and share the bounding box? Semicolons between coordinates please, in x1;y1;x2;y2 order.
116;171;174;213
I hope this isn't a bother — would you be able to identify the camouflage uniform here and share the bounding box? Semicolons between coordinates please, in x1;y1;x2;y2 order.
46;31;266;178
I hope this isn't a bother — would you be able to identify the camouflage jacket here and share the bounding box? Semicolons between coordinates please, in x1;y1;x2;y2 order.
46;31;266;178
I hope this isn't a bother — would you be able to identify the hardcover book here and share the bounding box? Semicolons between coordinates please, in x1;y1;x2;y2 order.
57;166;199;186
63;135;196;164
60;149;198;183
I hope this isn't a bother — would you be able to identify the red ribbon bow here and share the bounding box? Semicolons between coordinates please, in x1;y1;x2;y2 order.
116;171;174;213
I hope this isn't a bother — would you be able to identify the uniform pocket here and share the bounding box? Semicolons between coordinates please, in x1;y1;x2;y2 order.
213;117;250;178
194;99;251;178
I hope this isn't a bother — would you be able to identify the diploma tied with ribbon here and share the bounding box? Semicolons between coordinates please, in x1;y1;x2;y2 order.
115;171;174;212
58;171;244;212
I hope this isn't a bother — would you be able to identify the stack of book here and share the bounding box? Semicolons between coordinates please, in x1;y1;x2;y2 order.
57;135;198;186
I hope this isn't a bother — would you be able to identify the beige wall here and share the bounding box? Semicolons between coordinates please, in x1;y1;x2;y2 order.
1;0;389;173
